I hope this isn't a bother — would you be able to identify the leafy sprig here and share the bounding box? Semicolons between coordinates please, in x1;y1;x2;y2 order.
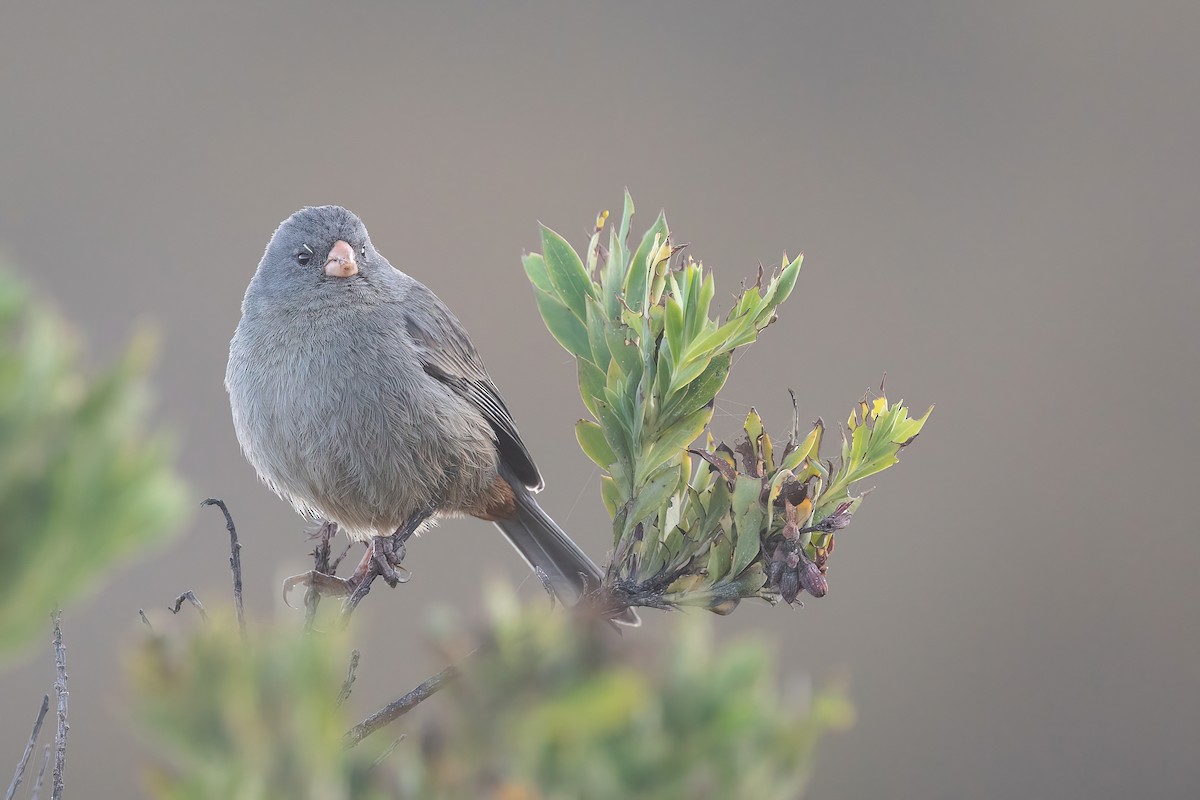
524;194;931;615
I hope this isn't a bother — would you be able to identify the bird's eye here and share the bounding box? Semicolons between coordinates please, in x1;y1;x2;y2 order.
359;246;367;258
296;251;312;266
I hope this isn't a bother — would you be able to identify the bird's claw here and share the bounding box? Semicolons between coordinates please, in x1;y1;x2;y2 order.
283;530;414;618
372;538;411;588
282;570;355;609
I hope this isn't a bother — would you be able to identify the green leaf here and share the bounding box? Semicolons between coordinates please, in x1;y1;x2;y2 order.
628;464;682;531
640;404;713;482
540;224;596;320
730;476;765;578
743;408;764;448
692;271;715;340
664;351;731;420
667;352;714;395
599;474;622;517
624;211;667;313
681;320;734;364
850;451;900;483
617;189;634;250
606;328;642;378
585;297;611;369
664;296;685;368
849;420;870;471
533;288;591;358
774;254;803;306
594;397;632;466
577;358;606;418
521;252;554;295
782;421;823;472
655;336;675;403
891;404;935;444
706;521;734;582
729;561;768;596
602;225;625;319
576;419;617;469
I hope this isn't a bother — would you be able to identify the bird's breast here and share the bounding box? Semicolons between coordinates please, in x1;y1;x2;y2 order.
227;304;498;534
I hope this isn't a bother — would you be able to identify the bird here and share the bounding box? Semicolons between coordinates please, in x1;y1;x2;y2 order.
225;205;637;625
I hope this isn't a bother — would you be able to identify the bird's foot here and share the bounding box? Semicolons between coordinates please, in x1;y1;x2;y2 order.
339;531;411;620
281;534;410;607
284;513;427;623
364;532;411;588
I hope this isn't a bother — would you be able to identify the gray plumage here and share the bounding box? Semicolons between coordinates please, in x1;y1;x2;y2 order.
225;205;635;623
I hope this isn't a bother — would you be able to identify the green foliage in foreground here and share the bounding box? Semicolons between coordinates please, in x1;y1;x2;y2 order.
132;592;852;800
524;195;931;614
132;619;383;800
0;267;187;657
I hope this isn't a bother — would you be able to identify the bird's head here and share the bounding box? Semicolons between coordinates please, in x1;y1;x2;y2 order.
247;205;389;309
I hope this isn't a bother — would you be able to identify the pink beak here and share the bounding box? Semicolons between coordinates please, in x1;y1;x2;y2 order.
325;240;358;278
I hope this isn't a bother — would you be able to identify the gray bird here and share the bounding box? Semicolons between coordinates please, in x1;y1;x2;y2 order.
226;205;636;624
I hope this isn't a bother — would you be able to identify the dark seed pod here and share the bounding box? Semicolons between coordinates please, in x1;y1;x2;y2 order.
780;569;801;604
767;556;786;588
798;556;828;598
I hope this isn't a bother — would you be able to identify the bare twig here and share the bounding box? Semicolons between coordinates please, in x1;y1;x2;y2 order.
4;694;49;800
169;591;209;620
305;521;337;631
329;539;354;573
202;498;245;632
336;649;361;708
340;575;376;620
29;746;50;800
371;735;405;768
51;611;68;800
344;665;458;748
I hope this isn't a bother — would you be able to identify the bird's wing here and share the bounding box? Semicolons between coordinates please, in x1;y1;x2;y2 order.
402;281;544;491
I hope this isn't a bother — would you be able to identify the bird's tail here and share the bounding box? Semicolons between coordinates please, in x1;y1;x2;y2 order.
494;479;640;627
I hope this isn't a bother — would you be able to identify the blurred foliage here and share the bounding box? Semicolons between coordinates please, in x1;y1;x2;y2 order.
131;617;386;800
131;590;852;799
524;194;931;615
0;266;187;657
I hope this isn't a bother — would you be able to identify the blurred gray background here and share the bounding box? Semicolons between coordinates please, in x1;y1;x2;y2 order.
2;1;1197;797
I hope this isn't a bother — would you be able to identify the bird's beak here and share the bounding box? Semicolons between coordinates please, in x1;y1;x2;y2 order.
325;240;358;278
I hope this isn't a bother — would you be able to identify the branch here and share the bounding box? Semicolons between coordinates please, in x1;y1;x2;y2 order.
371;735;405;768
335;649;361;709
304;521;338;632
169;591;209;620
51;611;68;800
343;664;458;748
4;694;49;800
202;498;245;633
29;747;50;800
